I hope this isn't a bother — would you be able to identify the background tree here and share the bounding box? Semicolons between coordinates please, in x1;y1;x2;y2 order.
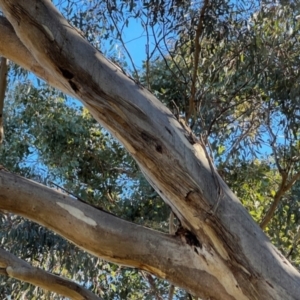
0;0;300;299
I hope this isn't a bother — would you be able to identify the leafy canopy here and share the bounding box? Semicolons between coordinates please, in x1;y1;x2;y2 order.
1;0;300;298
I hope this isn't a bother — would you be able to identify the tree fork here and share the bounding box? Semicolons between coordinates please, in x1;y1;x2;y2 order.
0;1;299;299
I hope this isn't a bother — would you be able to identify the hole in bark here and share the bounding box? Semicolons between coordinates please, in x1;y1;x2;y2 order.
156;145;162;153
185;190;193;202
176;227;202;248
59;67;74;79
69;80;79;92
141;132;150;141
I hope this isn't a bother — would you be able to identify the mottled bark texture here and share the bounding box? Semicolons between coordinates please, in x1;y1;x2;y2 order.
0;1;299;299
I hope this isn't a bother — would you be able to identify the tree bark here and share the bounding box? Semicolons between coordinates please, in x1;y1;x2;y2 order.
0;1;299;299
0;170;242;300
0;16;75;97
0;247;102;300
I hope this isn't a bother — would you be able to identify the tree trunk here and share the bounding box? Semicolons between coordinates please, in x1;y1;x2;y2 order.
0;1;299;299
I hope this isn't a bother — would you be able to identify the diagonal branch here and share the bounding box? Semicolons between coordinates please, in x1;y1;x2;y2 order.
0;247;103;300
284;171;300;192
0;170;226;298
106;7;139;80
260;177;287;230
141;271;163;300
259;116;287;229
0;16;75;97
260;115;300;229
0;1;300;298
260;170;300;229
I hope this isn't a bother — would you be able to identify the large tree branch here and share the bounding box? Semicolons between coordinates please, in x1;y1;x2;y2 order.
0;1;299;299
0;170;239;299
0;16;75;97
0;248;102;300
0;0;219;242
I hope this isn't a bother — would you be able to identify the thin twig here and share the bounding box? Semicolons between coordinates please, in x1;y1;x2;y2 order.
144;13;151;89
188;0;209;119
107;8;139;80
266;116;284;175
141;271;163;300
0;56;8;144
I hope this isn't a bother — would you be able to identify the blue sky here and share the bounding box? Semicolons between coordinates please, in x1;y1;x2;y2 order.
102;15;159;73
116;19;150;69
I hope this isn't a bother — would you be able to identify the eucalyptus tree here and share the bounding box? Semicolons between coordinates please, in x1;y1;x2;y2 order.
0;1;300;300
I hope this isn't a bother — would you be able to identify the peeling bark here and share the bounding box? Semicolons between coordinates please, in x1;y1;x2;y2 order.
0;1;299;299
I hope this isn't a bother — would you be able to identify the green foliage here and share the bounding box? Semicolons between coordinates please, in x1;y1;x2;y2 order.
0;80;173;298
2;0;300;299
141;0;300;273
